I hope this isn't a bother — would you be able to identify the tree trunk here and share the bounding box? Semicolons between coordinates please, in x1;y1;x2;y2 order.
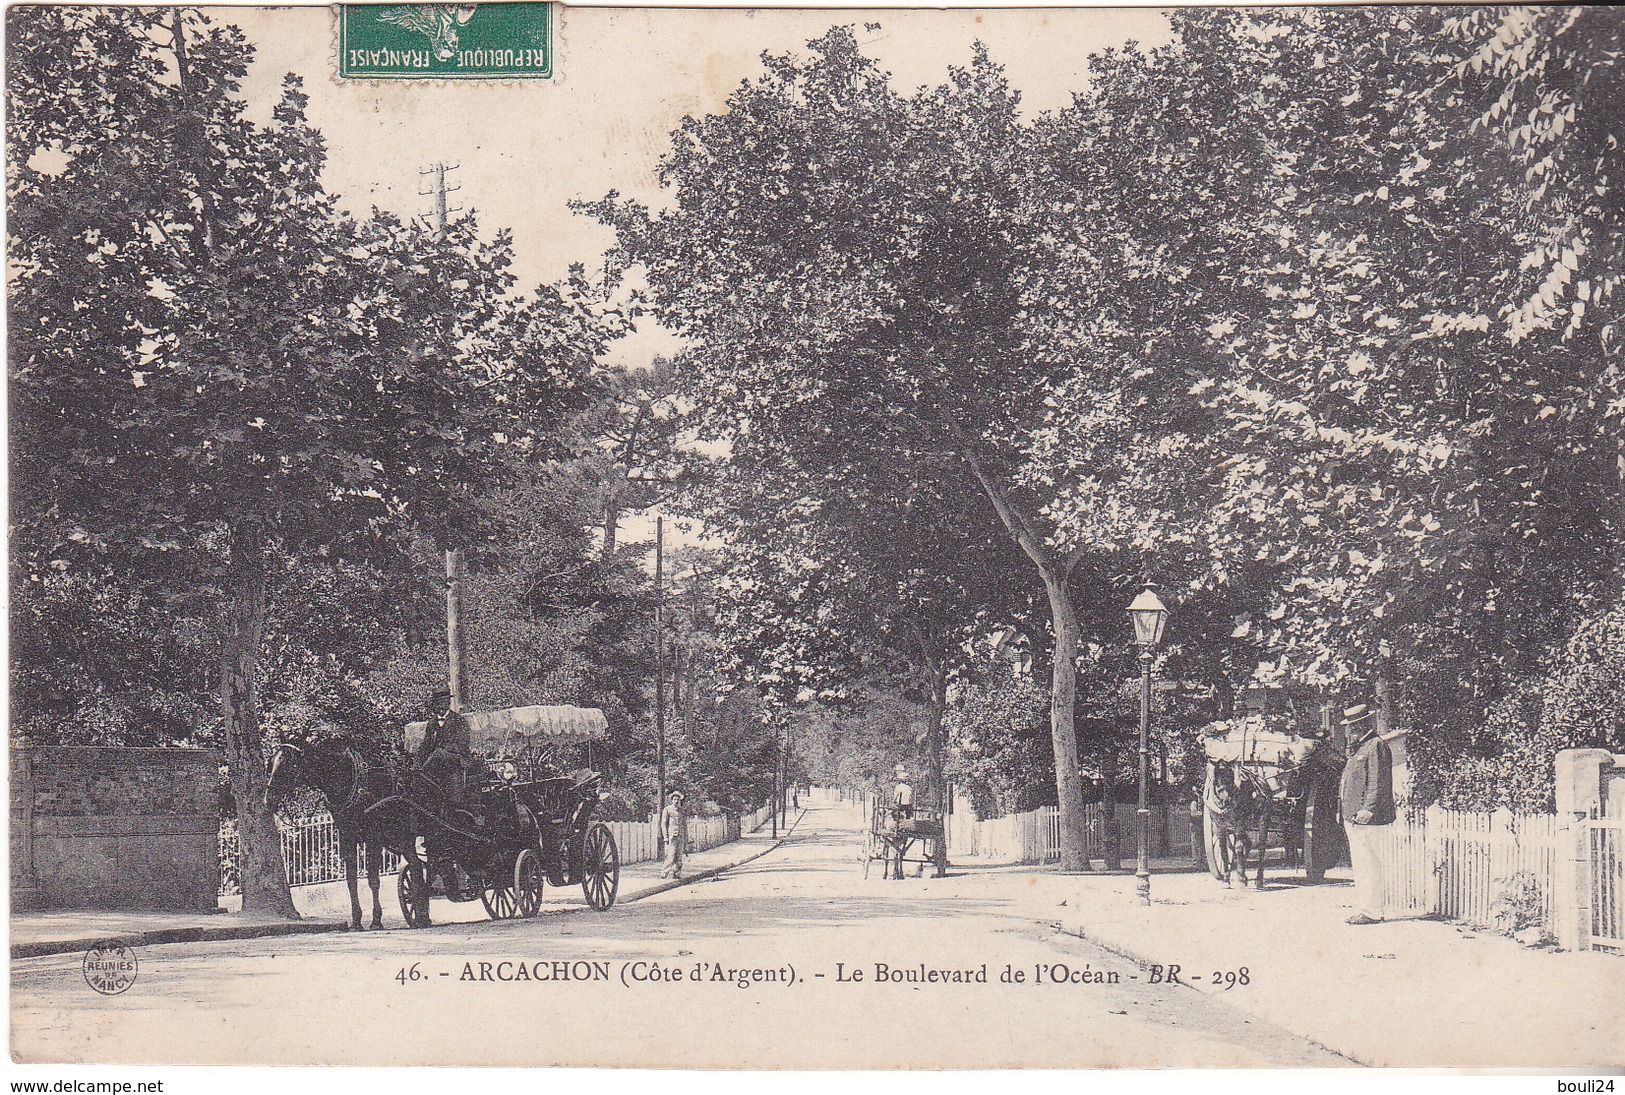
924;669;947;808
1043;574;1089;871
221;517;298;919
953;437;1090;871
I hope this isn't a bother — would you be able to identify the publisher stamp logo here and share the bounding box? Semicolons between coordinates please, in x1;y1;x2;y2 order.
339;3;553;81
82;942;139;995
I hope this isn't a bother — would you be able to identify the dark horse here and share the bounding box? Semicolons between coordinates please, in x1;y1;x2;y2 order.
264;742;420;930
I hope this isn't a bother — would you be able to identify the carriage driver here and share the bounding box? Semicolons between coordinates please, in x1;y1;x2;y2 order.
414;688;474;807
892;764;915;820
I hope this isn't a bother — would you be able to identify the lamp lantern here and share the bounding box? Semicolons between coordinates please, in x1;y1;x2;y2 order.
1127;587;1169;647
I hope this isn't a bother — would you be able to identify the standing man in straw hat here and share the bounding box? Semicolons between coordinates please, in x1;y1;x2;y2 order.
659;791;687;879
1338;704;1397;925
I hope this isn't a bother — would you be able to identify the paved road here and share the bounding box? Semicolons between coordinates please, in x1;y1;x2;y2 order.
12;798;1348;1068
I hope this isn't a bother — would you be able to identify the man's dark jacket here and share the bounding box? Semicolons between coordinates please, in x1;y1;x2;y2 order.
1339;733;1396;826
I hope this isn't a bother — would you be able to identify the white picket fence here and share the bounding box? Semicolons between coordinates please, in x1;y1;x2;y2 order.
221;803;772;893
1368;806;1562;930
742;803;776;833
950;802;1567;934
948;802;1192;865
604;820;658;865
611;809;771;865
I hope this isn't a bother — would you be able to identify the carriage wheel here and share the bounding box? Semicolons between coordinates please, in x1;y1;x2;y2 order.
397;865;431;928
481;864;519;920
863;830;889;878
514;848;545;918
580;823;619;911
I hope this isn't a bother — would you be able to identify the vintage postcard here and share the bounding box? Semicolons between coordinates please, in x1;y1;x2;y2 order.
7;1;1625;1076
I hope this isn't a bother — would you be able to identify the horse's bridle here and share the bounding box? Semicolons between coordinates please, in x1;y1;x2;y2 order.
338;747;372;814
270;742;370;815
268;742;301;784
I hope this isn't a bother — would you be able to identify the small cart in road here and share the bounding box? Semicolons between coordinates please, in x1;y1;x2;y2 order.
862;797;947;880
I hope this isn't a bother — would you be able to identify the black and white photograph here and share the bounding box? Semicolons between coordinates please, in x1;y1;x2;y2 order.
6;0;1625;1076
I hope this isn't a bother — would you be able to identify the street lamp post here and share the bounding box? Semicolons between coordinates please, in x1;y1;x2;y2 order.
1127;587;1168;907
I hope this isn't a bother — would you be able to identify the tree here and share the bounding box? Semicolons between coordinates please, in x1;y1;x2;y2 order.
1027;7;1620;801
706;452;1015;792
10;567;216;747
586;29;1117;867
575;358;692;563
7;8;604;913
1447;8;1624;347
944;655;1054;818
1446;8;1625;610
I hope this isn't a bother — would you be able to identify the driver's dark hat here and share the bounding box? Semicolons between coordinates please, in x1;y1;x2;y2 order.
428;687;453;710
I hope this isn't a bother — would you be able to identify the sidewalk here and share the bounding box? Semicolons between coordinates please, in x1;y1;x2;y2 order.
11;811;802;958
9;909;345;958
1006;863;1625;1068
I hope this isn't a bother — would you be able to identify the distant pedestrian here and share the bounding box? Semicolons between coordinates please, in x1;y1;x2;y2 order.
1339;704;1396;925
659;791;686;879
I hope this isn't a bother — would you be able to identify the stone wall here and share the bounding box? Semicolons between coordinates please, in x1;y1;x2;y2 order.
11;747;222;911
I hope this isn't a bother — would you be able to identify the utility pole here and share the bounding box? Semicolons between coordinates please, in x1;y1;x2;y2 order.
419;162;462;237
422;162;468;712
446;552;467;711
770;713;780;839
655;515;666;852
779;721;791;828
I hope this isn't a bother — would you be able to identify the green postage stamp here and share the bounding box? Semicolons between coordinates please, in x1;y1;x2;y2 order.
338;3;553;80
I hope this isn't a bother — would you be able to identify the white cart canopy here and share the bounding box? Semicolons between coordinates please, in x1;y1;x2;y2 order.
405;704;609;756
1202;723;1320;768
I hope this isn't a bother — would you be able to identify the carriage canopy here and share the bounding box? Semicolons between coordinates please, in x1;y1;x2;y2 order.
1200;720;1322;769
405;704;609;757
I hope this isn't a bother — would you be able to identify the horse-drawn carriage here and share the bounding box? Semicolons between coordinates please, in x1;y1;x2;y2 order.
1201;718;1344;888
265;703;622;930
392;705;622;926
862;797;947;880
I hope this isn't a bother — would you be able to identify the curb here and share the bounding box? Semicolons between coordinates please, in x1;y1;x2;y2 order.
1047;916;1363;1066
11;918;348;960
621;807;807;904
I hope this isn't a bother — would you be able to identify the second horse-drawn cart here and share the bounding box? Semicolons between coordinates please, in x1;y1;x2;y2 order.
1200;717;1344;888
389;704;622;926
862;798;947;880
